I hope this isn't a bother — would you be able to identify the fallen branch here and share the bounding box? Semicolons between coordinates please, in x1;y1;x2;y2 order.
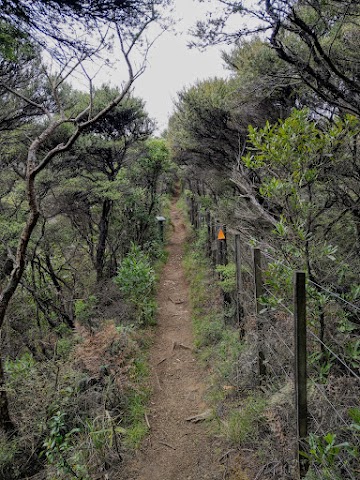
254;462;279;480
156;357;167;365
219;449;237;463
158;440;176;450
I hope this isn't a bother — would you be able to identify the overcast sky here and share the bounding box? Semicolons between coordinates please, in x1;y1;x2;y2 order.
105;0;231;133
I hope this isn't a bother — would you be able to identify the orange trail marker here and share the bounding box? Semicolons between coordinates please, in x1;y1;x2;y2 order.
218;228;225;240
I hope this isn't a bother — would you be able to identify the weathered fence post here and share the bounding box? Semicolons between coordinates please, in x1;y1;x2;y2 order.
206;211;212;258
235;234;244;337
254;248;266;381
194;201;199;230
189;196;194;227
217;225;232;320
197;207;202;230
216;223;222;267
211;218;217;268
294;271;309;478
222;225;228;266
186;196;192;225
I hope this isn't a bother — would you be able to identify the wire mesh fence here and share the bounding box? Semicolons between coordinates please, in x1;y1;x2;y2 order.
186;199;360;479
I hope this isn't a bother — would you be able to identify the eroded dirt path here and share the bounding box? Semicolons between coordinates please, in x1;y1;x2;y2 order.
121;201;223;480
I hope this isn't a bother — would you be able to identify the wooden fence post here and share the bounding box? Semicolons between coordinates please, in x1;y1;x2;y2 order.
294;271;309;478
222;225;228;266
216;222;221;267
211;218;216;268
190;197;195;227
217;225;232;320
235;234;244;337
206;211;212;258
254;248;266;381
195;201;200;230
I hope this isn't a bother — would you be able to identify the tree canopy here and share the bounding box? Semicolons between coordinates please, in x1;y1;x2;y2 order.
194;0;360;117
0;0;170;53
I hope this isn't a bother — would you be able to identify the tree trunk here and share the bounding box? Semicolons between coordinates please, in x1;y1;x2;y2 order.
95;198;113;282
0;167;40;433
0;343;16;434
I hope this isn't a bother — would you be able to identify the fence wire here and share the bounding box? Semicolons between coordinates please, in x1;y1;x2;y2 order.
190;207;360;480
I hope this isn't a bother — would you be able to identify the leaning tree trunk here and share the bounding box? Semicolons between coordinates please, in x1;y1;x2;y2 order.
0;352;16;434
0;165;40;434
0;34;142;431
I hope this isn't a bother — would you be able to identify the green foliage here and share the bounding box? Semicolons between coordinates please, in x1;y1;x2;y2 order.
216;263;236;293
56;336;76;361
0;21;36;62
136;138;172;173
193;314;224;348
0;435;18;468
168;77;241;171
222;396;266;445
122;388;150;449
42;411;83;477
302;432;357;480
74;295;98;325
345;340;360;369
309;351;334;383
5;352;36;380
86;417;125;453
348;407;360;433
115;244;156;325
124;422;148;449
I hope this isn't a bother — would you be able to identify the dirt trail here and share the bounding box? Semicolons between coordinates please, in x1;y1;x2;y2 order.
121;200;224;480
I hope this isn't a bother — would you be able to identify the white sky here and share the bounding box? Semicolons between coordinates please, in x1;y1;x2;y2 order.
134;0;230;133
99;0;231;133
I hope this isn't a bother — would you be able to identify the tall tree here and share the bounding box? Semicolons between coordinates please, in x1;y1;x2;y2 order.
0;0;168;434
59;90;154;281
194;0;360;116
0;0;171;54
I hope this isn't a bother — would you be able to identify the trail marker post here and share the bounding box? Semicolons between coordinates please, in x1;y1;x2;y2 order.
156;216;166;243
217;226;227;266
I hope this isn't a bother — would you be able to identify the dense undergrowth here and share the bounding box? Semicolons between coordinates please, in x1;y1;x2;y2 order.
181;204;296;479
181;193;360;480
0;231;168;480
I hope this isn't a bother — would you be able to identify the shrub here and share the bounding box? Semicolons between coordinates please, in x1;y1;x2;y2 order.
115;244;156;325
222;396;266;445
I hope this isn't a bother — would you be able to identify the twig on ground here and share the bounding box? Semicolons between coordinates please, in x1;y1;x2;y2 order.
219;449;236;463
145;413;151;429
156;357;167;365
158;440;176;450
254;462;279;480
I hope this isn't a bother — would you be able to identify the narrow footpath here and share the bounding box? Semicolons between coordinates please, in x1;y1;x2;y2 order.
122;200;224;480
